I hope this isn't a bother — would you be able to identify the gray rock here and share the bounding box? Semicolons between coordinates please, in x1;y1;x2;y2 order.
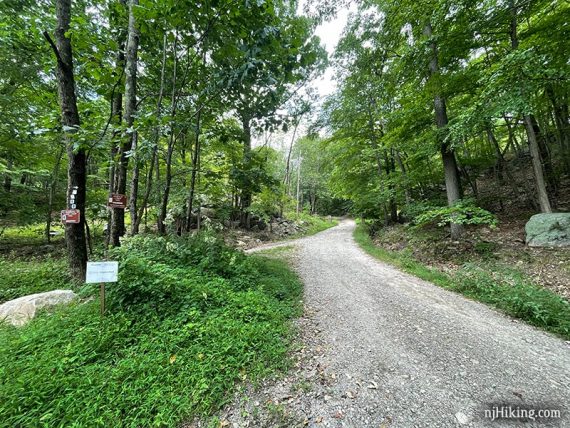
0;290;77;327
525;213;570;247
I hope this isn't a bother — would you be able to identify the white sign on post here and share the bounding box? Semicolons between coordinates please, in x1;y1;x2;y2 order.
86;261;119;283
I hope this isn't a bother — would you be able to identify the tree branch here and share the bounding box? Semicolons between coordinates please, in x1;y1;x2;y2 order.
42;31;64;66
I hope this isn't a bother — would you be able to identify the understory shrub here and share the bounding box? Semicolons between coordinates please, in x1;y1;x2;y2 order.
412;198;497;229
0;234;302;427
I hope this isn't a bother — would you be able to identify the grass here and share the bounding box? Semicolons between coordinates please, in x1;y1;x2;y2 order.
0;257;71;303
299;214;338;236
283;212;338;240
354;223;570;340
0;233;304;427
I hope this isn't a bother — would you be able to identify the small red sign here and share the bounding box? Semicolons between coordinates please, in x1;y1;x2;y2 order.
108;193;127;209
61;209;81;224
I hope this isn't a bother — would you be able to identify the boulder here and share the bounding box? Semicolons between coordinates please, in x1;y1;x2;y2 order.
525;213;570;247
0;290;77;327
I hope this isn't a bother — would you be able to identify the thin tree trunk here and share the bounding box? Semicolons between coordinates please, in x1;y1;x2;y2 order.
44;0;88;281
508;2;552;212
45;143;65;243
284;117;301;195
125;0;140;235
3;157;12;192
106;1;126;248
133;33;167;234
395;151;412;205
196;141;202;232
157;34;178;235
296;152;302;215
524;115;552;212
185;109;202;231
240;114;252;229
424;22;463;239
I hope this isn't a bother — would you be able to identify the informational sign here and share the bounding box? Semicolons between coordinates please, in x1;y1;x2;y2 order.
108;193;127;209
61;209;81;224
85;261;119;284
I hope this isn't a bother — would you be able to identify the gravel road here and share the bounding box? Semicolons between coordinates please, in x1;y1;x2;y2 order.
228;219;570;427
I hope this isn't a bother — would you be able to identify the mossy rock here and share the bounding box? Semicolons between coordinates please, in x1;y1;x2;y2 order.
525;213;570;247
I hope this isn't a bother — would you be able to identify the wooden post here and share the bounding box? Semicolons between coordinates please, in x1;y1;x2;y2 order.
100;282;105;315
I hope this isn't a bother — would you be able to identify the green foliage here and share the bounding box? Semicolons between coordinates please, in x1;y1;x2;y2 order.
0;236;303;427
354;223;570;340
412;199;498;229
0;257;70;303
454;264;570;337
294;212;338;236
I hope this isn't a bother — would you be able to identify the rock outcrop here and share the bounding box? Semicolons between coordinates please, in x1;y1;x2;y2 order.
0;290;77;327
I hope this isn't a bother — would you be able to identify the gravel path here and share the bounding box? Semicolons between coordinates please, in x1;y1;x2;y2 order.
220;219;570;427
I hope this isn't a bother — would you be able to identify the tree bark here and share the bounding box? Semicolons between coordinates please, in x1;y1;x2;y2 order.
46;0;88;281
157;34;179;235
125;0;140;236
45;143;65;243
185;109;202;232
240;115;252;229
295;152;302;215
424;22;463;239
3;157;12;193
284;116;301;195
107;0;129;247
524;115;552;212
508;1;552;212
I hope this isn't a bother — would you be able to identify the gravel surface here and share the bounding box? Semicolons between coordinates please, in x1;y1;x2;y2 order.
206;219;570;427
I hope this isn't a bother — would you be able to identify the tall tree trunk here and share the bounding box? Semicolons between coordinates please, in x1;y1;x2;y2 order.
295;152;302;215
44;0;87;280
240;115;252;229
157;34;178;235
185;109;202;232
125;0;140;236
108;48;125;246
508;1;552;212
524;115;552;212
424;22;463;239
110;0;137;244
284;116;301;195
106;0;126;248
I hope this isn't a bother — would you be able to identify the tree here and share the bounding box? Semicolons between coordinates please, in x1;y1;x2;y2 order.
44;0;88;280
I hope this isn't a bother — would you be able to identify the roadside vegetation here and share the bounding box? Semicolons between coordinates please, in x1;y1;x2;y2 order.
0;233;303;427
354;222;570;340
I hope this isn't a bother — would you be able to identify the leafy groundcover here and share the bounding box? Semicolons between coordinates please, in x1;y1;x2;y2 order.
0;233;302;427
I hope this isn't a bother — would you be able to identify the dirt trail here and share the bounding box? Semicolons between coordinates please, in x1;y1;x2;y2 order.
234;219;570;427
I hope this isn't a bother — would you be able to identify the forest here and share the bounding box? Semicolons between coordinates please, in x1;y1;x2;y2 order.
0;0;569;426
